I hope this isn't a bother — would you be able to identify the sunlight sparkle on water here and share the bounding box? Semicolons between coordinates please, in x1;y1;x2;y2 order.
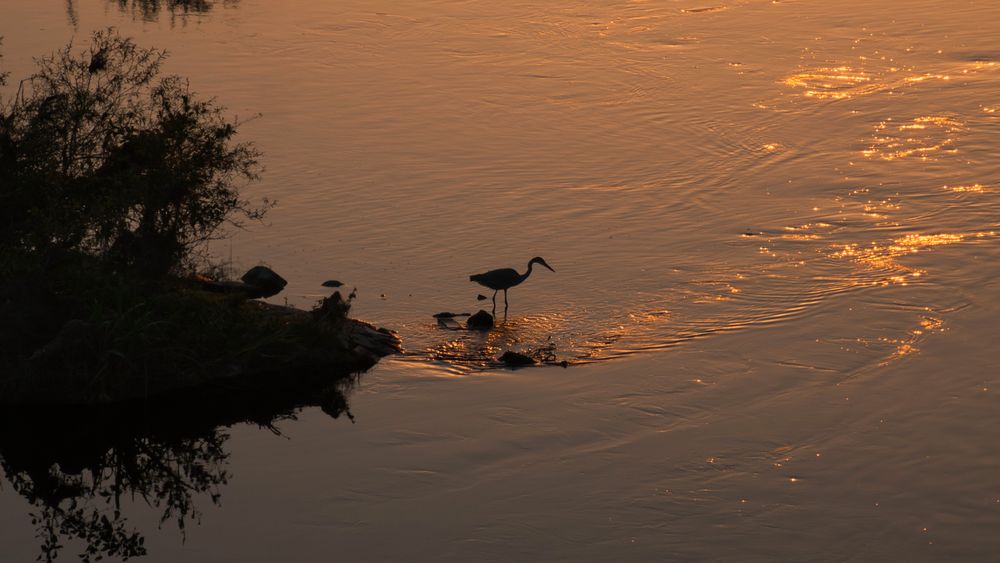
834;233;967;274
863;116;964;161
945;184;988;193
782;66;877;99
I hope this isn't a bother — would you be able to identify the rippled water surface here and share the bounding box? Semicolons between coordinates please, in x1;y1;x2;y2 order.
2;0;1000;560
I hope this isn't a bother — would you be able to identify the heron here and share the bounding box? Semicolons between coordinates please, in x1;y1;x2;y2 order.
470;256;555;313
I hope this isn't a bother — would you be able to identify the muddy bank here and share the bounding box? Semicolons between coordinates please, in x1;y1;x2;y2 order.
0;260;401;405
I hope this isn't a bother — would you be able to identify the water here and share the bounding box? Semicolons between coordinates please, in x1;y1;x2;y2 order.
2;0;1000;560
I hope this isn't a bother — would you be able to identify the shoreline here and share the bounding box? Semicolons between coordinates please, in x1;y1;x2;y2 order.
1;264;401;406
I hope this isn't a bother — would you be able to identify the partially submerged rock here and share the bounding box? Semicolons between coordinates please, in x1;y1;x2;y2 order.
241;265;287;297
467;310;494;331
437;317;462;330
322;280;344;288
477;294;487;301
499;351;536;367
432;312;470;318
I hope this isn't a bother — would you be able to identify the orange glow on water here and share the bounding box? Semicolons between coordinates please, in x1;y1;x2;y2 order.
945;184;988;193
782;66;877;99
863;116;964;161
831;231;995;288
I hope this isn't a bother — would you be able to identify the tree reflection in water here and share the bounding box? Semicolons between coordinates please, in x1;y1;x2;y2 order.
66;0;239;26
113;0;237;20
0;375;357;562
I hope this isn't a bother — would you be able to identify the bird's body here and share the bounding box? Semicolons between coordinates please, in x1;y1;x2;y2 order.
470;257;554;313
469;267;522;290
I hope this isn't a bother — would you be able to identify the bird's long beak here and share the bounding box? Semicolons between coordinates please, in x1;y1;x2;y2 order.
543;262;555;272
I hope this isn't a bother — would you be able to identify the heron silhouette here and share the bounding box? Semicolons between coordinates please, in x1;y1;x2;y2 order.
470;257;555;314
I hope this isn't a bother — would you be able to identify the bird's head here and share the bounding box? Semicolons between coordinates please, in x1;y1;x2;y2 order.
530;256;555;272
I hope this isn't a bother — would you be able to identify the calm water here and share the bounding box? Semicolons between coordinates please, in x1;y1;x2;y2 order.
2;0;1000;560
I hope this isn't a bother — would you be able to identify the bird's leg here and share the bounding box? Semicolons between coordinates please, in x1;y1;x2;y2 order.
492;290;498;315
504;289;509;316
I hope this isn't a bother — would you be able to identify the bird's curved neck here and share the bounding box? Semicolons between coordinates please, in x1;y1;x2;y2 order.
520;260;536;282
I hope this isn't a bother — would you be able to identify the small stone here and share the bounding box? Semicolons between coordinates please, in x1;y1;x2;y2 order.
466;309;494;331
322;280;344;288
499;351;536;367
477;294;487;301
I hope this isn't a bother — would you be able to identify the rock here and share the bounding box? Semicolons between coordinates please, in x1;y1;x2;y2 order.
477;294;487;301
437;317;462;330
432;312;470;319
466;310;494;331
499;351;536;367
322;280;344;288
240;266;287;297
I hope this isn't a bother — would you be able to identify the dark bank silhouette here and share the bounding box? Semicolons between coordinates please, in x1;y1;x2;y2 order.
0;373;358;562
0;31;400;404
469;257;555;314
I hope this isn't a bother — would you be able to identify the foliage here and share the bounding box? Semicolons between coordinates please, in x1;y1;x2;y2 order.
0;28;268;276
0;31;378;406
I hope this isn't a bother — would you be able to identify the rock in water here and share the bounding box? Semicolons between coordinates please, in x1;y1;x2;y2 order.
322;280;344;288
467;309;494;330
241;266;288;297
477;294;487;301
499;351;536;367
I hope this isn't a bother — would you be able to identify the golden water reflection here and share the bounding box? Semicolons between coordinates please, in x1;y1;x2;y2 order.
782;66;879;99
860;316;946;366
831;232;994;281
863;116;963;161
945;184;989;193
782;60;999;101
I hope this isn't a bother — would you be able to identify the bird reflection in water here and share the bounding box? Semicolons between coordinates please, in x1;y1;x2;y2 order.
0;375;357;562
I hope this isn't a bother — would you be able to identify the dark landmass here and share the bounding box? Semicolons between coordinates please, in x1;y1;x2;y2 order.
0;31;399;406
0;254;400;405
